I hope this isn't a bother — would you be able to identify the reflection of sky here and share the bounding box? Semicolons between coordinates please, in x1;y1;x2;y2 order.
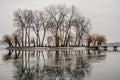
0;0;120;42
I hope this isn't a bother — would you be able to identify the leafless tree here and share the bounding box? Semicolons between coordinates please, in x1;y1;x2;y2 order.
96;35;106;46
12;28;22;47
45;4;69;46
3;34;14;47
73;16;91;46
86;35;93;47
63;6;79;46
30;11;42;46
12;34;21;47
14;9;33;47
40;12;51;46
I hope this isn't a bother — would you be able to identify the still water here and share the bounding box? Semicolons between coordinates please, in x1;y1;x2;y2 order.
0;48;120;80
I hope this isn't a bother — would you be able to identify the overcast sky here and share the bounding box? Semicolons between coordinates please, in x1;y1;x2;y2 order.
0;0;120;42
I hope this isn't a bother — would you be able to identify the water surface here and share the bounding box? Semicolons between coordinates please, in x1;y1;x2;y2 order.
0;47;120;80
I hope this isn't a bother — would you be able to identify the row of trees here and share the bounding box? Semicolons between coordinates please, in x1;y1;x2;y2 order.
3;33;106;47
3;4;106;47
3;4;91;47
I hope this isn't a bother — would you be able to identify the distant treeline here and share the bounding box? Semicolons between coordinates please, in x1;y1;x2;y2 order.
3;4;106;47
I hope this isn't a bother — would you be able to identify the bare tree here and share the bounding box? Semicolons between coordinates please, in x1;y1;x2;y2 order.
31;11;42;46
40;12;52;46
3;34;14;47
14;9;33;47
73;16;91;46
12;28;22;47
14;9;24;47
63;6;78;46
96;35;106;46
45;4;68;47
12;34;21;47
86;35;93;47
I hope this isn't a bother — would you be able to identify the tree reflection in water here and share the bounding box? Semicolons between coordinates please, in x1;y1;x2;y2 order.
87;50;106;62
3;49;106;80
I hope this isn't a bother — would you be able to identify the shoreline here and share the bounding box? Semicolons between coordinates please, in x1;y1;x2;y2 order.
6;46;86;51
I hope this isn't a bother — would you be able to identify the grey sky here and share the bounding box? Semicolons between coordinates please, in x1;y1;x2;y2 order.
0;0;120;42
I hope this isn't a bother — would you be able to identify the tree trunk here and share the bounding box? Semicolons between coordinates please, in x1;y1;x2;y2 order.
28;27;30;47
22;26;24;47
25;28;28;47
41;29;46;46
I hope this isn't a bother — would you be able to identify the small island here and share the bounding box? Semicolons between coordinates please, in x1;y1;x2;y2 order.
3;4;106;50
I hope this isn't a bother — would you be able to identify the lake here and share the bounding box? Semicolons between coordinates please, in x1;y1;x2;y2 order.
0;46;120;80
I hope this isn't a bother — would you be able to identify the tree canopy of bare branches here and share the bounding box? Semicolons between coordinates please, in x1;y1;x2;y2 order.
4;4;93;47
